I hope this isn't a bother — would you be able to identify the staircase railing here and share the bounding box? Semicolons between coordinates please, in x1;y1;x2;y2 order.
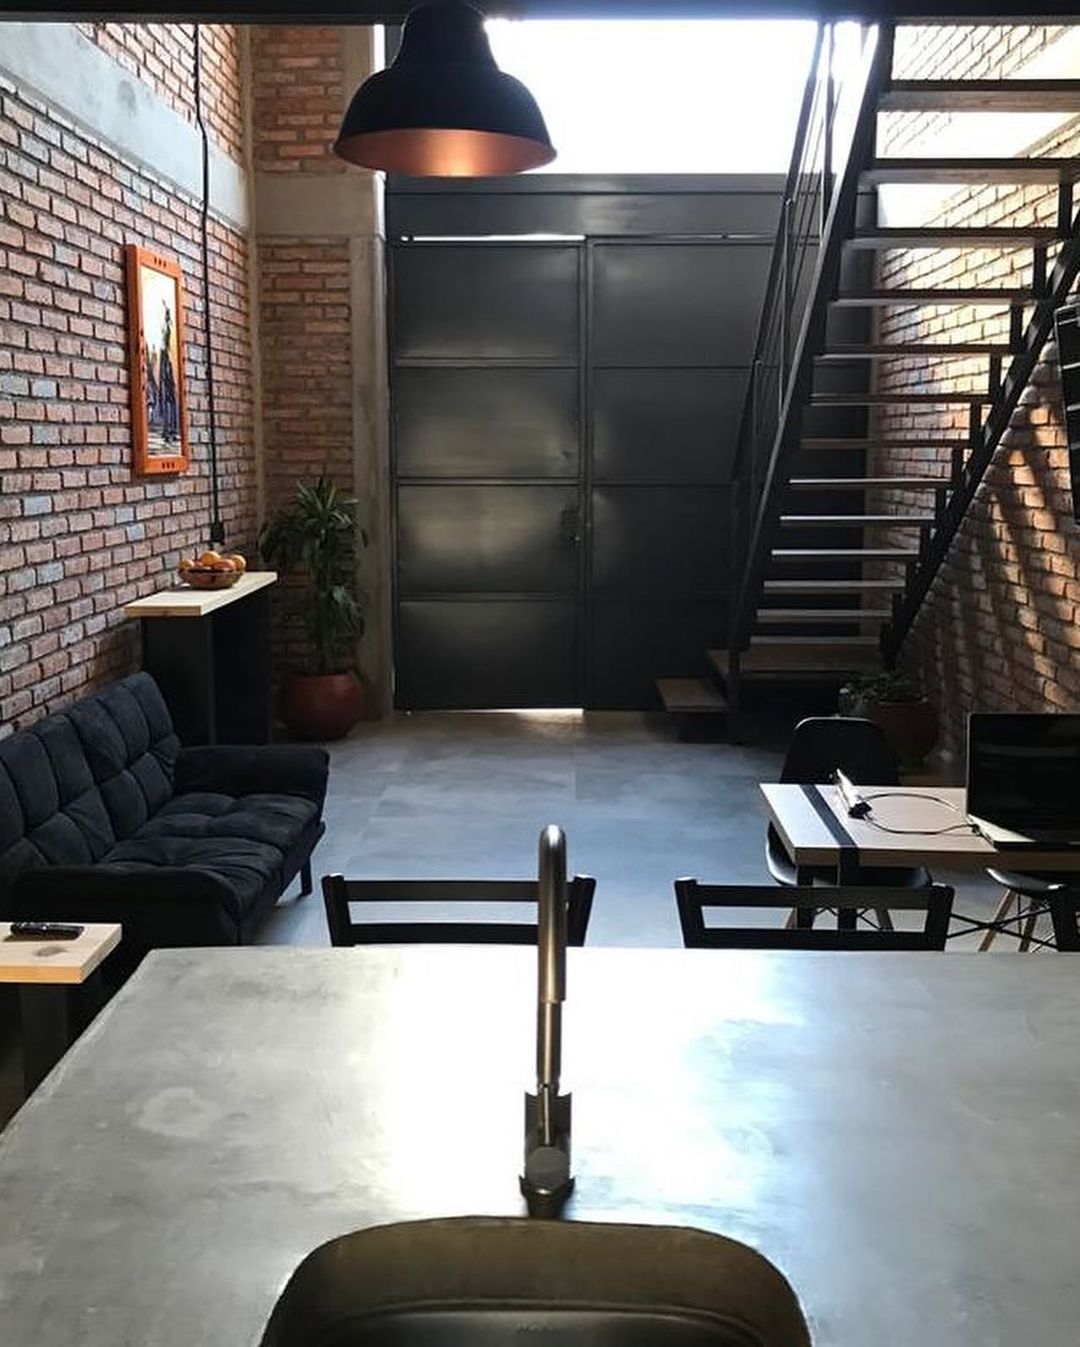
728;22;893;688
881;206;1080;660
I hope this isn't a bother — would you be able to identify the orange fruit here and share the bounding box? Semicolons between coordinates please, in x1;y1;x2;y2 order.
198;550;222;567
227;553;247;574
216;557;237;572
178;557;194;573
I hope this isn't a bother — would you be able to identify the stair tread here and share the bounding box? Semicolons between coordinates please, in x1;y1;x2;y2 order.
880;79;1080;113
758;608;892;619
656;677;728;714
863;156;1080;184
801;437;970;450
790;476;946;488
779;514;934;524
848;226;1059;249
710;643;881;678
772;547;918;558
833;288;1033;306
811;391;989;404
819;342;1012;358
764;578;903;590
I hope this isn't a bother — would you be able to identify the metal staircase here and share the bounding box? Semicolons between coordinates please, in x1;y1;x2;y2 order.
658;20;1080;737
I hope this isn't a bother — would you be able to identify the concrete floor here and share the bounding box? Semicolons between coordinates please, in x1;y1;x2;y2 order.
0;711;1038;1129
259;710;1009;950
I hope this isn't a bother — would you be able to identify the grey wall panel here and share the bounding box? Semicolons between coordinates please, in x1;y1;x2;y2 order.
397;484;580;595
592;369;747;483
394;368;579;479
591;486;731;597
591;242;771;367
392;245;579;360
589;600;727;711
397;601;579;709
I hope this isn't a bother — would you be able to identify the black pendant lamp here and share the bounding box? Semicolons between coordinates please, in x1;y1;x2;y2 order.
334;1;556;177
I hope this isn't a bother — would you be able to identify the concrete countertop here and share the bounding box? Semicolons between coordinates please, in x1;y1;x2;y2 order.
0;946;1078;1346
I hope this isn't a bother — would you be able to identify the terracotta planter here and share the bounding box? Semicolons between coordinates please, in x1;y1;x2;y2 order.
863;698;939;769
279;671;367;742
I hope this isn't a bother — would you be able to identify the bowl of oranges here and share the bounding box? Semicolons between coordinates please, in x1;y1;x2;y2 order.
178;550;248;590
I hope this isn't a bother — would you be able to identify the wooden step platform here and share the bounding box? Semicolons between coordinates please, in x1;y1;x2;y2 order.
710;639;880;682
789;477;946;489
757;608;892;622
656;677;727;714
801;436;970;452
848;226;1058;250
833;288;1032;307
880;79;1080;114
863;156;1080;185
811;391;989;406
763;578;903;592
818;342;1012;360
772;547;918;561
779;514;934;527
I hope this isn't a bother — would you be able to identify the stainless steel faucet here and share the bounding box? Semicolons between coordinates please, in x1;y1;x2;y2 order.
520;824;574;1215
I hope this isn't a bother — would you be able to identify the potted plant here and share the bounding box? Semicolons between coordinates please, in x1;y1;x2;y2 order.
259;475;368;741
838;668;939;770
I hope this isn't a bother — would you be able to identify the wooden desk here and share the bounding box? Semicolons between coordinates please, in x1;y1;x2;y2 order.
123;571;276;745
0;922;121;1093
761;783;1080;875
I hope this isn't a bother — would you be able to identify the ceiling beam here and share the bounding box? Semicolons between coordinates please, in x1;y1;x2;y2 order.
5;2;1080;22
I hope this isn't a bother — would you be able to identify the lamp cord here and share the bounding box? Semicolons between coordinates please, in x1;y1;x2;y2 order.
193;24;225;546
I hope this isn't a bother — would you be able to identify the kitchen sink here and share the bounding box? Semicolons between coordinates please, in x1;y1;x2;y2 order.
259;1217;811;1347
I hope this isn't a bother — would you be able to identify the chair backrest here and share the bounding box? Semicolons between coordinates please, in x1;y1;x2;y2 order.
675;880;954;951
780;716;900;787
322;874;596;947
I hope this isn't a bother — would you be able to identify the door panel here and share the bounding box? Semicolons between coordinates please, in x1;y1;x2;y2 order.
395;368;579;478
591;242;771;367
590;486;731;598
592;369;746;483
397;601;579;709
393;245;579;360
589;600;727;710
397;485;580;595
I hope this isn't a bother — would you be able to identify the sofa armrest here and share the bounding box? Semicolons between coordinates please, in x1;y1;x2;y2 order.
10;866;241;946
174;744;329;810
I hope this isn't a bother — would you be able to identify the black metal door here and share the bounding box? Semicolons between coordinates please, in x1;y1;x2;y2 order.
586;239;771;706
391;241;583;709
388;178;780;710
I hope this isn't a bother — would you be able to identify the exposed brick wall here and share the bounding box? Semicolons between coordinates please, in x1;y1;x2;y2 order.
256;238;353;673
251;26;346;174
79;22;245;160
870;25;1080;754
0;75;256;732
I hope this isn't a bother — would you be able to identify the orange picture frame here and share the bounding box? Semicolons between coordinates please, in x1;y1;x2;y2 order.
125;244;190;475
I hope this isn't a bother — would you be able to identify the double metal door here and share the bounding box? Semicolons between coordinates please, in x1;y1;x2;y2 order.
390;235;771;709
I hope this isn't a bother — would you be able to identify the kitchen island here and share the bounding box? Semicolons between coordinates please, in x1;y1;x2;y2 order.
0;946;1078;1346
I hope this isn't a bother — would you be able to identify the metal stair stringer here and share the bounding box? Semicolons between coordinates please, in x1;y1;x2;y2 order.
880;212;1080;663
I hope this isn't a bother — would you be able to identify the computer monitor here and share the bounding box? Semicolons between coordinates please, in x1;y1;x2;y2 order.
967;713;1080;829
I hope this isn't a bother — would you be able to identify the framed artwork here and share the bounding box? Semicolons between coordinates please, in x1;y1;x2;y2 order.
125;244;190;475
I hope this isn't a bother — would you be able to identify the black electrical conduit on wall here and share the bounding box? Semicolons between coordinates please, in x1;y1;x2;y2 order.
192;23;226;546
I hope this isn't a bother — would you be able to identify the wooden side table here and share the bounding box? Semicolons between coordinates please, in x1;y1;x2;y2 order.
0;923;121;1094
123;571;277;745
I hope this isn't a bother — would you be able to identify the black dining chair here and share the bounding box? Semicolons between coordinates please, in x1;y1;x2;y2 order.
675;879;954;951
322;874;596;947
1046;889;1080;952
767;716;933;891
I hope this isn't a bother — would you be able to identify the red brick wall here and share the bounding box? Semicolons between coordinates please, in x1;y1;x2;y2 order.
79;23;245;160
871;25;1080;754
0;75;255;732
251;26;346;174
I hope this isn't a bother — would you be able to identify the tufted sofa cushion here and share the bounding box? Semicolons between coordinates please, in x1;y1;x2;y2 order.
0;673;179;905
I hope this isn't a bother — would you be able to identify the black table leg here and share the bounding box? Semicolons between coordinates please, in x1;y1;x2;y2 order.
19;974;104;1096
